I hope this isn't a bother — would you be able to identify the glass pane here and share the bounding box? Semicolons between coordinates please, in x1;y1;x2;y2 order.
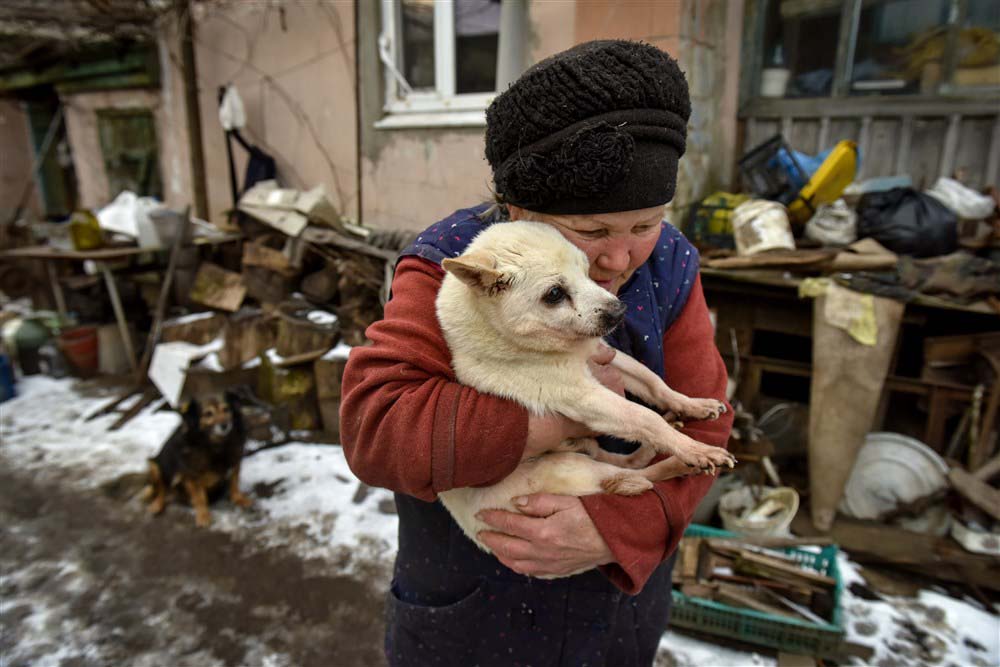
401;0;435;90
851;0;950;95
951;0;1000;90
455;0;501;94
761;0;844;98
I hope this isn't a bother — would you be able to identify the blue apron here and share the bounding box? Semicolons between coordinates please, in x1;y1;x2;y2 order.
385;205;700;666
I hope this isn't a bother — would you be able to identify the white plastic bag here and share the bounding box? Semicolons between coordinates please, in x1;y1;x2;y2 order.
218;84;246;131
805;198;857;246
97;191;164;248
925;177;995;220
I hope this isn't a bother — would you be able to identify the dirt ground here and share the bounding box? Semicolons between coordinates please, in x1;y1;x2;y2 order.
0;466;388;667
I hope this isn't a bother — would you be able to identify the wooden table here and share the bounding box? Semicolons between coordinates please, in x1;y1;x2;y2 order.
2;235;240;372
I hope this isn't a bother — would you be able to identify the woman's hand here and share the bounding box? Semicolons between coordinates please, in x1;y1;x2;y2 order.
476;494;614;577
522;347;625;460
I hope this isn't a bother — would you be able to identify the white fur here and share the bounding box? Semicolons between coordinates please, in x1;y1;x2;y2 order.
435;221;733;572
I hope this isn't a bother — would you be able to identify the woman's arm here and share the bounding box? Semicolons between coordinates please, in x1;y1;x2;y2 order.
579;274;734;594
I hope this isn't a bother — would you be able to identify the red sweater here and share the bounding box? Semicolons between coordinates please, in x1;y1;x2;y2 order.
340;256;733;594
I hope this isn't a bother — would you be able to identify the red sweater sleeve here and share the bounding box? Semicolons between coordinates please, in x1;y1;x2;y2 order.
580;274;734;594
339;257;528;501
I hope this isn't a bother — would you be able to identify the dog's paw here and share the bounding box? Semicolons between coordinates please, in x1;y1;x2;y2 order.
232;493;253;508
674;398;727;422
673;441;737;474
195;511;212;528
601;473;654;496
148;498;165;515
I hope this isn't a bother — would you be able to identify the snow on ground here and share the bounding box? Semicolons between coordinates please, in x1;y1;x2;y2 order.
2;376;998;667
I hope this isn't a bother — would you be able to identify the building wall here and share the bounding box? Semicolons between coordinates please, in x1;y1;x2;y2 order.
358;0;741;233
190;0;358;224
0;98;43;221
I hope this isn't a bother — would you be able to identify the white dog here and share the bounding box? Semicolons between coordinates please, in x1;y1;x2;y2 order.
435;221;734;566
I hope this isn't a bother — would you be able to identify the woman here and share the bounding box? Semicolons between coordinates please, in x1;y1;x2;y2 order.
340;40;733;666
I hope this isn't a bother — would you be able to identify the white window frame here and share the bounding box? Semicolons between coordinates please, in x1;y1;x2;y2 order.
376;0;517;129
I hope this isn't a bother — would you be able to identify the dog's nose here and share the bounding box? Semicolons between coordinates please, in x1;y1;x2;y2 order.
599;300;627;332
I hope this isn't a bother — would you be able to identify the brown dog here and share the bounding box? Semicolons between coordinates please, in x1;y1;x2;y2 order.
143;391;252;527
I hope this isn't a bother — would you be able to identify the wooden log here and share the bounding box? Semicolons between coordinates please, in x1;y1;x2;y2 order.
791;510;1000;592
109;388;155;431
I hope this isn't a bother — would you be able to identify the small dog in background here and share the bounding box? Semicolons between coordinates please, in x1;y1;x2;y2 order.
143;391;252;527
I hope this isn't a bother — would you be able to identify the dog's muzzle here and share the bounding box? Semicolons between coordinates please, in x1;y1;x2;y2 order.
212;422;233;438
597;301;627;334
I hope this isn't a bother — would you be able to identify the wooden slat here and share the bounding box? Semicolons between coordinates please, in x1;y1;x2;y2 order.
910;116;947;189
894;115;913;176
790;118;820;153
863;118;899;180
857;116;872;172
940;113;961;179
954;115;995;188
781;117;794;142
817;116;831;151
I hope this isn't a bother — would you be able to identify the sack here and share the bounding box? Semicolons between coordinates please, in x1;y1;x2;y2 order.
925;177;996;220
856;188;957;258
805;199;857;246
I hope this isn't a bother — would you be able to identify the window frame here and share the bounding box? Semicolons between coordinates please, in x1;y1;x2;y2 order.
740;0;1000;110
377;0;498;129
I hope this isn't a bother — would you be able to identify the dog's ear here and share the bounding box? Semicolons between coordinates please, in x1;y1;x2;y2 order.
181;398;201;431
443;251;510;296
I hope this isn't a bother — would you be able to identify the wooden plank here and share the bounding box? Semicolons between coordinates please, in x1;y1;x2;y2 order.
828;118;860;145
790;511;1000;591
109;388;156;431
737;550;837;588
781;117;794;142
949;467;1000;520
742;95;1000;120
857;116;872;174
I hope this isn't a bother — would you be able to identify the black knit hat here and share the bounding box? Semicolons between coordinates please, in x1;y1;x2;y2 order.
485;40;690;215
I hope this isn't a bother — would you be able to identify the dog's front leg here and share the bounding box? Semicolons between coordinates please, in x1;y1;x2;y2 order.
608;348;727;422
561;383;735;471
184;479;212;527
229;467;253;508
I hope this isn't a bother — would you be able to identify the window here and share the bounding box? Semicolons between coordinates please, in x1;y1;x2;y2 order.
377;0;524;129
753;0;1000;100
97;109;162;200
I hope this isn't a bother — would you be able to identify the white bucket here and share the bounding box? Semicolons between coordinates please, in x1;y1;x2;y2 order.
732;200;795;255
761;68;791;97
719;485;800;537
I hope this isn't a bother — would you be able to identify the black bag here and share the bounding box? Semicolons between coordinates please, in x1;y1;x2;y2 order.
856;187;958;258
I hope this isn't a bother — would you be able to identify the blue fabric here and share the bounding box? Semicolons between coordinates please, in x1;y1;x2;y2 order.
387;206;700;666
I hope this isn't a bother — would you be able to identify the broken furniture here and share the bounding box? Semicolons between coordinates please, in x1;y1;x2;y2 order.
704;267;999;531
1;233;239;372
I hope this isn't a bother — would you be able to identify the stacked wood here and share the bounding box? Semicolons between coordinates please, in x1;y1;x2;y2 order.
673;536;837;625
275;300;338;358
160;311;226;345
242;235;298;305
218;308;276;370
189;262;246;312
258;352;319;431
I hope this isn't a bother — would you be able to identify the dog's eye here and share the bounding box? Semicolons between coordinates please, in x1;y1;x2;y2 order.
543;286;567;305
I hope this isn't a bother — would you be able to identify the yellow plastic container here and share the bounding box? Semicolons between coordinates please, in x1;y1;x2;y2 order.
68;210;104;250
787;140;858;224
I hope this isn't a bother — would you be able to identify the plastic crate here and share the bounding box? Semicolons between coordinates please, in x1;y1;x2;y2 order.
738;135;809;206
670;524;845;658
684;192;750;249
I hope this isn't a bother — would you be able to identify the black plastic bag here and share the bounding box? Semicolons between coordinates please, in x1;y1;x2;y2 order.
856;187;958;258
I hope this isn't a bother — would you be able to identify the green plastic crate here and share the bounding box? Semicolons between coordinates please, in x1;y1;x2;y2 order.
670;524;845;658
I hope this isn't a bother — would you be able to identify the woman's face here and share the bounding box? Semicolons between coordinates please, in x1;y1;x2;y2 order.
507;204;665;295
